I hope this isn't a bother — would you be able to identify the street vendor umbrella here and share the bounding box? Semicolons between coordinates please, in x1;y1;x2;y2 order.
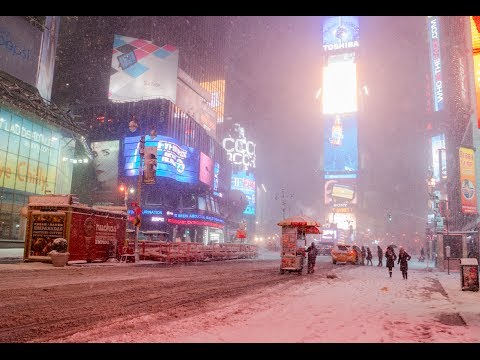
277;215;323;234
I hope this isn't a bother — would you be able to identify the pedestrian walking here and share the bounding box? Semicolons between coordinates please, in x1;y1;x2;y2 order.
361;246;366;265
306;242;319;274
385;245;397;278
366;246;373;266
397;247;411;279
377;245;383;267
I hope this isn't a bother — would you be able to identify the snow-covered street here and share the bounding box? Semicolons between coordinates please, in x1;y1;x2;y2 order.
0;249;478;343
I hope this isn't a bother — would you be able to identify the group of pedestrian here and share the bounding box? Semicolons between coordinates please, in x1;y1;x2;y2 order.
304;242;412;279
374;245;411;279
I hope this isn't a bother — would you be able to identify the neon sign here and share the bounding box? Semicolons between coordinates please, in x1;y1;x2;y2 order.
427;16;444;111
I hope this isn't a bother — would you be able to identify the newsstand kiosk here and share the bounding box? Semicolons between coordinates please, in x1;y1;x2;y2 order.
23;194;127;264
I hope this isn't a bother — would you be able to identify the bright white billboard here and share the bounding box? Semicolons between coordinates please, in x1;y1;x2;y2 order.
108;34;179;103
322;58;358;114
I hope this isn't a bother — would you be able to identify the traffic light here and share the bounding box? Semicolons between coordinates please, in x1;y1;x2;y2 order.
387;212;392;221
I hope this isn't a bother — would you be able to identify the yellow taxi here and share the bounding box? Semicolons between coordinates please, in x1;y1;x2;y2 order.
331;244;358;264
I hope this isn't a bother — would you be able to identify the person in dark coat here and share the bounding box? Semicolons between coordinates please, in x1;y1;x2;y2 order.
377;245;383;267
385;245;397;278
366;247;373;266
361;246;366;265
397;247;412;279
306;242;319;274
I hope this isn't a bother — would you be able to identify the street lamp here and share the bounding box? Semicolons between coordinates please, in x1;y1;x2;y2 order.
118;184;135;208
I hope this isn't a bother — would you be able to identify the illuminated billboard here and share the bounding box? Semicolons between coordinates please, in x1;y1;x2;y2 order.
427;17;444;112
326;212;356;232
108;34;178;103
200;79;225;124
213;162;219;191
322;53;358;114
323;113;358;176
91;140;120;200
431;134;446;182
124;135;199;184
222;123;256;171
459;147;477;214
231;170;256;216
199;152;214;187
0;106;75;195
323;16;359;52
325;178;357;206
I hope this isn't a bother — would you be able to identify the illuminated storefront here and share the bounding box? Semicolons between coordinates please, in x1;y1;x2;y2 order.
0;105;76;239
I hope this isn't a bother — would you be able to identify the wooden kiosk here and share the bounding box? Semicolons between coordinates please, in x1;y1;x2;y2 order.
24;194;127;264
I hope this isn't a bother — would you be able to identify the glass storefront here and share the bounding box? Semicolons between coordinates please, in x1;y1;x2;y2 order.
0;105;75;240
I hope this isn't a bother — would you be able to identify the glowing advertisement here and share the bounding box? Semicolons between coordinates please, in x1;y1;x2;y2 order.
200;80;225;124
459;147;477;214
213;162;219;191
91;140;120;201
108;34;179;103
0;107;75;195
325;178;357;206
322;16;359;52
427;17;444;112
231;170;256;216
222;123;256;170
199;152;214;187
326;212;356;231
431;134;447;182
124;135;199;184
322;53;358;114
323;114;358;177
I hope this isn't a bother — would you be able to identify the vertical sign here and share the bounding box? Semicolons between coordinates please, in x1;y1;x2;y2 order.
459;147;477;214
427;16;444;112
474;53;480;129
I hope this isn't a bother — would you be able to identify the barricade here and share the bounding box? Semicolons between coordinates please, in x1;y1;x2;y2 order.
124;241;257;263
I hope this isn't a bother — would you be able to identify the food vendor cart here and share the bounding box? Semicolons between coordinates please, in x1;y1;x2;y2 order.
278;215;322;275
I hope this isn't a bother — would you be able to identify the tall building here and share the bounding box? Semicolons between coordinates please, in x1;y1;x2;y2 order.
51;16;249;244
0;16;87;247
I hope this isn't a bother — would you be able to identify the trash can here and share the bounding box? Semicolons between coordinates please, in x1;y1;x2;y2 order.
460;258;479;292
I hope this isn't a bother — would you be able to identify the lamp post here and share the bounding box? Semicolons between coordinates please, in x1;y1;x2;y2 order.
134;135;145;263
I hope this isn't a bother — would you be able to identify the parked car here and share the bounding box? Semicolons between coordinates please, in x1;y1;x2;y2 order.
331;244;358;264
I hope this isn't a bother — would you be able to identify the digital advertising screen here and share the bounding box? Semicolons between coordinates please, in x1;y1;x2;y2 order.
427;16;444;112
200;79;225;124
323;113;358;176
325;178;357;206
108;34;179;103
199;152;214;187
431;134;446;182
0;106;75;195
231;170;256;216
322;53;358;114
459;147;477;214
326;212;356;232
124;135;199;184
213;162;219;191
91;140;120;198
322;16;359;51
